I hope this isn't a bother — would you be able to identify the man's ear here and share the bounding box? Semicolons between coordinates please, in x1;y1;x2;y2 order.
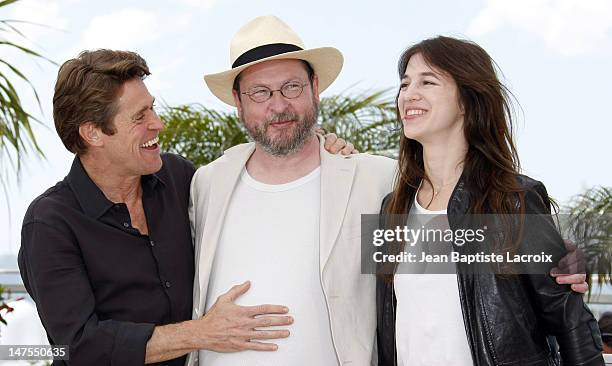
79;122;104;148
312;74;320;103
232;89;243;116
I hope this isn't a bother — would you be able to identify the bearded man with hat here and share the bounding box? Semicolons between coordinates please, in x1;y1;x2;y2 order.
187;15;396;366
187;15;590;366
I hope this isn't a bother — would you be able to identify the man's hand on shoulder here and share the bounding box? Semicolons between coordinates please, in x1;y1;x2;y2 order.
317;128;359;155
550;240;588;293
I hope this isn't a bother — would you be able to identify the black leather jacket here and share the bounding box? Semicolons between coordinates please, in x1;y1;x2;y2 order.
376;174;604;366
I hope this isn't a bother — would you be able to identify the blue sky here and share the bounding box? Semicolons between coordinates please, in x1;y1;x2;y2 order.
1;0;611;256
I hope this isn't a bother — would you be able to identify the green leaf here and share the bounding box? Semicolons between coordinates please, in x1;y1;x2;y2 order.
0;0;52;175
562;186;612;296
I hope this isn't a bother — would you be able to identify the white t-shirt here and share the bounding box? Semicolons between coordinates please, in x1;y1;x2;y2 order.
200;166;338;366
393;196;473;366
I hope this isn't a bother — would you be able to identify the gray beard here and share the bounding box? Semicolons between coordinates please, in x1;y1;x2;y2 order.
243;103;319;157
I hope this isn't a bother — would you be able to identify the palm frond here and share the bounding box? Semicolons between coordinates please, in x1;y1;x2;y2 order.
159;103;247;167
0;0;51;173
0;1;19;8
318;89;399;156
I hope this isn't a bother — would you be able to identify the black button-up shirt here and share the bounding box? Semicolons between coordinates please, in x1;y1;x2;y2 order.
18;153;196;365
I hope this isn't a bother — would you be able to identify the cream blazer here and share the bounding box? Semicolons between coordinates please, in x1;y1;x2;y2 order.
185;137;396;366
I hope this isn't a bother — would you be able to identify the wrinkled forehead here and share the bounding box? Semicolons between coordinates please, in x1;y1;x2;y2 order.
238;59;310;85
114;78;155;117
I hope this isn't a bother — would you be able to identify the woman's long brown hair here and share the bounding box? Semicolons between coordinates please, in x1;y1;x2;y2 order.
383;36;529;281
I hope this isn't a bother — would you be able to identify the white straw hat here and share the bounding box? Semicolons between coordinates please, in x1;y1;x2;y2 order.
204;15;343;106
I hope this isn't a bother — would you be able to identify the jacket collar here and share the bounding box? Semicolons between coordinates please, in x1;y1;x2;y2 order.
447;173;471;216
318;136;356;272
391;170;471;216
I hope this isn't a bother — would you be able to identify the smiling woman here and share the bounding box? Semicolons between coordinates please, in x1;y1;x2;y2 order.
398;53;464;147
377;35;604;366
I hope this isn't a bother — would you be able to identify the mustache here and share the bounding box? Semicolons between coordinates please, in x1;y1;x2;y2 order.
266;111;300;124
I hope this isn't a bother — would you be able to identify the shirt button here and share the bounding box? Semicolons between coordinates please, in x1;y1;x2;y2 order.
150;240;155;247
164;281;172;288
123;222;130;228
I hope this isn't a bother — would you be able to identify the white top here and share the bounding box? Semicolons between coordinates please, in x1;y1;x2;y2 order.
393;195;473;366
200;166;338;366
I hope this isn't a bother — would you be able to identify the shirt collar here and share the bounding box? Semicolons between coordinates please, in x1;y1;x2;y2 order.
142;169;165;191
66;156;165;219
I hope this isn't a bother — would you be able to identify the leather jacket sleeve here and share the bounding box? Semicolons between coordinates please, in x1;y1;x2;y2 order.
522;181;604;366
376;193;396;366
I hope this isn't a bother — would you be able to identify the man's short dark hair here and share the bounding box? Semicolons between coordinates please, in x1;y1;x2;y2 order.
53;49;150;155
232;60;315;98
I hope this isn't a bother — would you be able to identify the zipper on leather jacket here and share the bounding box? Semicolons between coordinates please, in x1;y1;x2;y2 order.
392;281;397;366
455;273;478;364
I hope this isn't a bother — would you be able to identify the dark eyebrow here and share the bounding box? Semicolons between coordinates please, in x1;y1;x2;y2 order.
131;97;155;118
402;72;441;80
421;72;440;79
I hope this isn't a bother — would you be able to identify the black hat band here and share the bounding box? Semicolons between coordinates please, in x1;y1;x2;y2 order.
232;43;304;68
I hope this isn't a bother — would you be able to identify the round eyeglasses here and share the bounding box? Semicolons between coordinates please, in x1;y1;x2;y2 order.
242;82;309;103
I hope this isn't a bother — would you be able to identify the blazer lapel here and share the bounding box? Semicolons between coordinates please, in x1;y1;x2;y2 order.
319;138;356;274
196;143;255;314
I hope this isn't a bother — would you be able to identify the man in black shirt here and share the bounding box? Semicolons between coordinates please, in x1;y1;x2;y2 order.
18;50;295;365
